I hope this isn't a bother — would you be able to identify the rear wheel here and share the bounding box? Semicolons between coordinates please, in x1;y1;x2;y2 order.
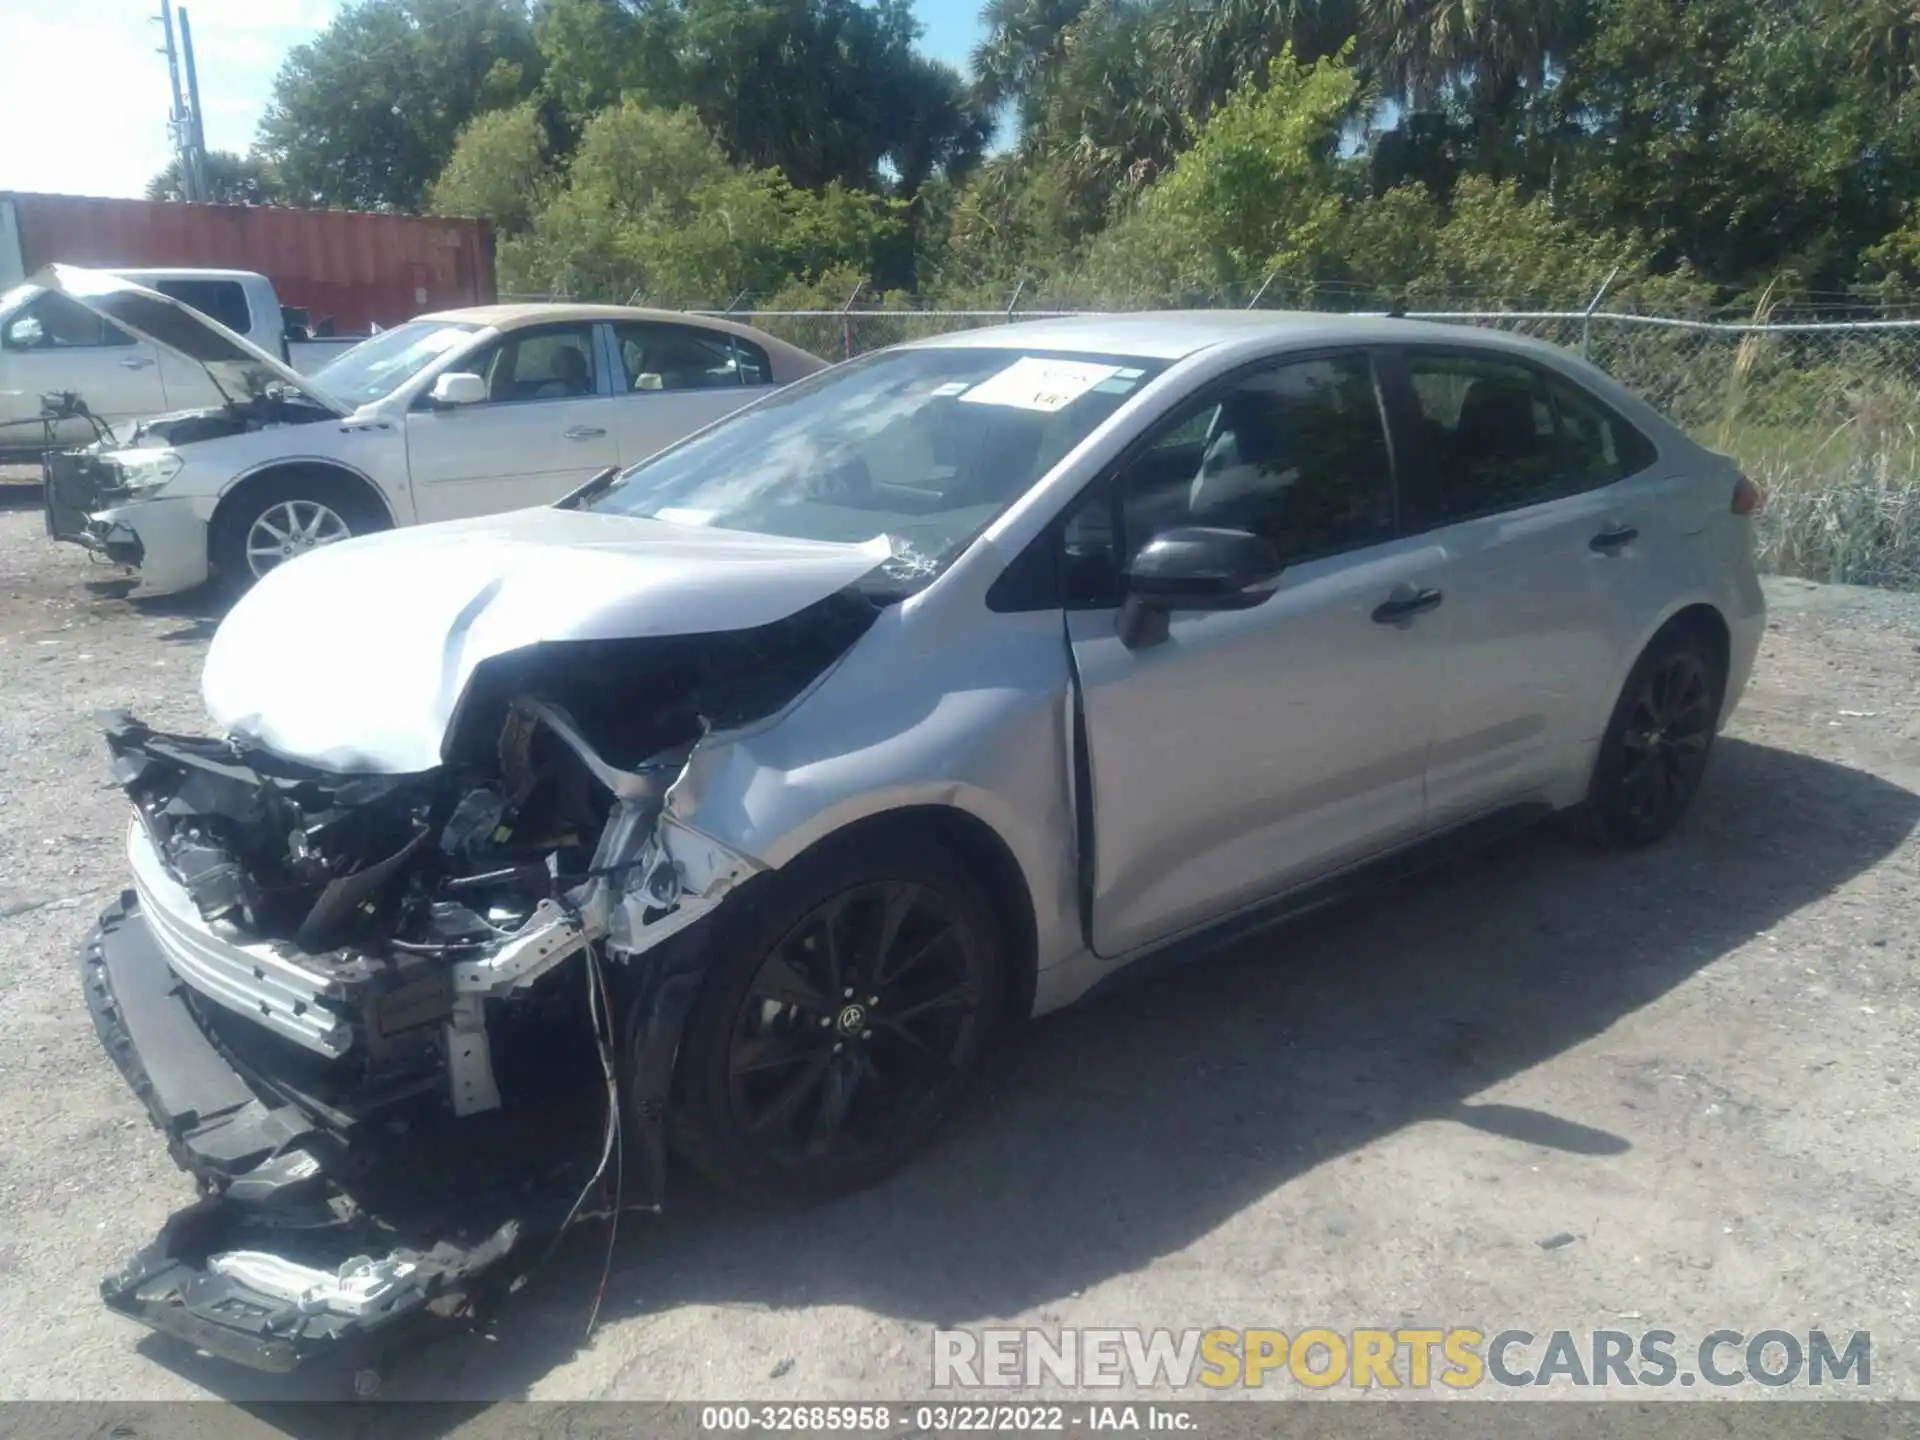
667;833;1005;1199
211;472;391;593
1583;625;1725;846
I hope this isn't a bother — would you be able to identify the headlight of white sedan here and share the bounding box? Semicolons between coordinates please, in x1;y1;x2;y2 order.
106;449;185;495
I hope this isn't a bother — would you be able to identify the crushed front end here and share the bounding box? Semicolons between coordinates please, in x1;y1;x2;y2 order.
80;686;765;1372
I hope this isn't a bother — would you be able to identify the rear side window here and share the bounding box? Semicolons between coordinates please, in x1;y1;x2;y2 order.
152;279;252;336
1405;352;1654;519
611;321;769;391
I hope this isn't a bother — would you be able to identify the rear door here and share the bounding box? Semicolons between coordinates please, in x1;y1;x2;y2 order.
1381;346;1661;826
605;320;779;465
0;289;166;443
1067;349;1450;956
404;321;620;522
147;277;256;411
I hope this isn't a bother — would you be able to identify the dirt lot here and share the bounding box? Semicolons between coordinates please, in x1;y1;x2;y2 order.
0;496;1916;1412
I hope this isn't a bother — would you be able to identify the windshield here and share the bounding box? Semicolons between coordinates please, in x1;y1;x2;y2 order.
586;345;1167;585
311;319;482;406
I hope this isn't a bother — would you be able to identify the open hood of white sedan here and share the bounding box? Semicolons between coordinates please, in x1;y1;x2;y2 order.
33;264;350;417
203;507;892;773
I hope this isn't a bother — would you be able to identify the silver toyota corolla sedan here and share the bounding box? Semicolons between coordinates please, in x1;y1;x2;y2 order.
83;313;1764;1370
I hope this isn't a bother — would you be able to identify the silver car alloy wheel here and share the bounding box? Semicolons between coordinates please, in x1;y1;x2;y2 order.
245;499;352;578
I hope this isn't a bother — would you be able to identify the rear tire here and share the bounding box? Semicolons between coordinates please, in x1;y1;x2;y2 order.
210;471;391;595
666;831;1006;1201
1581;624;1726;847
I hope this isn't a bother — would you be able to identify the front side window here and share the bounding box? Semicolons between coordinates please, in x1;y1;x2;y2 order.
1100;352;1396;571
0;289;134;350
1406;352;1654;518
468;324;600;402
586;346;1167;591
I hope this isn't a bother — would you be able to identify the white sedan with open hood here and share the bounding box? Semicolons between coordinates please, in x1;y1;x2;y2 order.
36;265;821;595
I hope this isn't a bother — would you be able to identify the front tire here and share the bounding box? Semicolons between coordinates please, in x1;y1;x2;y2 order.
210;472;390;594
1582;624;1726;846
667;832;1006;1200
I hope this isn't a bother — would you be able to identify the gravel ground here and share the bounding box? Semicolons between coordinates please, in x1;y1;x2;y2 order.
0;498;1916;1415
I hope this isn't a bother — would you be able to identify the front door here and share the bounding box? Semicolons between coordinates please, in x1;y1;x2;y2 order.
605;320;779;465
1067;350;1450;957
404;321;620;523
0;290;167;445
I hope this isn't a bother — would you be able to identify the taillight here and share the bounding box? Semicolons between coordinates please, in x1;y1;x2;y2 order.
1731;475;1763;516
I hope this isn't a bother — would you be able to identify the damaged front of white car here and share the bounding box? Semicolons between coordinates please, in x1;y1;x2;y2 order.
80;333;1176;1374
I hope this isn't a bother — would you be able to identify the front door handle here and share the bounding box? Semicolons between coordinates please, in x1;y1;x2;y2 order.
1371;585;1444;624
120;356;154;370
564;425;607;441
1589;524;1638;552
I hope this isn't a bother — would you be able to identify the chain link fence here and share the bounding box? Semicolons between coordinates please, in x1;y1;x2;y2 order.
684;299;1920;589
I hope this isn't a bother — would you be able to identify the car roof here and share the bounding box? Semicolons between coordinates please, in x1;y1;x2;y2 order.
415;302;822;369
909;310;1572;363
110;267;265;284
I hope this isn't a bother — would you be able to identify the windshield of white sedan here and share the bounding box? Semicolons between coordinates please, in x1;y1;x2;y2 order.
312;320;481;406
587;346;1166;581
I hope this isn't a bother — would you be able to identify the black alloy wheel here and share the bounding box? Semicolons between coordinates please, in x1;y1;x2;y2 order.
670;837;1004;1197
1585;627;1724;846
729;882;986;1169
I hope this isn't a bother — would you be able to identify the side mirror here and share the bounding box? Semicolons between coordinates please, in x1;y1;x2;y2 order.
5;316;44;350
634;372;664;392
1118;525;1282;648
429;371;488;407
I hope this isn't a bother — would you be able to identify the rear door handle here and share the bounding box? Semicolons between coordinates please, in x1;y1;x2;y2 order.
120;356;154;370
564;425;607;441
1371;586;1444;624
1589;524;1638;552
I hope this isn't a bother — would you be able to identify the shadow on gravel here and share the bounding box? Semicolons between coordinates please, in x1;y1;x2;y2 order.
135;737;1918;1421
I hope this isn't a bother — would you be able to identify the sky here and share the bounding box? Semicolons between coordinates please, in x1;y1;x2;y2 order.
0;0;986;201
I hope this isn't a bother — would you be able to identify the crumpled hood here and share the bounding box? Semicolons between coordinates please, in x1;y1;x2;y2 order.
203;507;891;773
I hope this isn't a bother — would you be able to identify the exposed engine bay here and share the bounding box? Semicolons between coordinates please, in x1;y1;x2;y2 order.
84;594;878;1373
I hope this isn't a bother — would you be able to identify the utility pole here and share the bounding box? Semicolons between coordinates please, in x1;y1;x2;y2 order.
154;0;198;200
178;7;208;202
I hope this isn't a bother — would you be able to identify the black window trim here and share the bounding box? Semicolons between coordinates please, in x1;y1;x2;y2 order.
1376;342;1662;533
989;344;1406;614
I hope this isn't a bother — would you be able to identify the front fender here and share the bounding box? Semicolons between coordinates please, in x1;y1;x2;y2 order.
662;603;1083;981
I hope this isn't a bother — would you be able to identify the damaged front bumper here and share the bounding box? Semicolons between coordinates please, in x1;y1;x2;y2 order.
44;448;137;554
82;893;531;1371
83;705;761;1372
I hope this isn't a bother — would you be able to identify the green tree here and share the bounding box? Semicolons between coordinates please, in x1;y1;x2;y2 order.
145;150;283;204
501;99;904;303
533;0;989;196
428;101;553;232
257;0;542;210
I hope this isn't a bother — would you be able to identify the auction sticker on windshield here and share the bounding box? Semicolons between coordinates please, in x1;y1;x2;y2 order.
960;358;1123;412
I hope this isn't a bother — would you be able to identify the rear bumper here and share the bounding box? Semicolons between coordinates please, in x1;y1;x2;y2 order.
81;894;538;1373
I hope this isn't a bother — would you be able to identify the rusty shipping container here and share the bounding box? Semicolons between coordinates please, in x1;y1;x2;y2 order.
0;191;495;334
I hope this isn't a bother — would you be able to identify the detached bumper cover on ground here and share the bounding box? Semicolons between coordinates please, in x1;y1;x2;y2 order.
80;894;542;1372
